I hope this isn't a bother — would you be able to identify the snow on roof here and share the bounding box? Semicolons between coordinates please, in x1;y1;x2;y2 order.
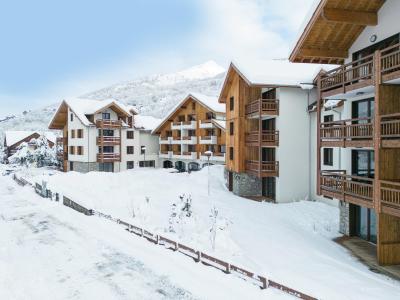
232;59;328;87
190;93;225;113
134;115;162;131
212;119;226;130
4;131;56;147
127;105;139;115
64;98;132;126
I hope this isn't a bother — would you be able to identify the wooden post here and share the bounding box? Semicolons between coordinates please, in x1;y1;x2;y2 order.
317;76;322;195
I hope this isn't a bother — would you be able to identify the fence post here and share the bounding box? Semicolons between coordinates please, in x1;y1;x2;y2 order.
259;276;268;290
195;251;200;262
155;235;159;244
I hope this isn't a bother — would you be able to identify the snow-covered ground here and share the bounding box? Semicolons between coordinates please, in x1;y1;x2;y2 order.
0;172;292;300
13;165;400;300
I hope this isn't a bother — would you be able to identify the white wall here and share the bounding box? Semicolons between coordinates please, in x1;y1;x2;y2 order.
67;108;92;163
275;87;311;203
346;0;400;63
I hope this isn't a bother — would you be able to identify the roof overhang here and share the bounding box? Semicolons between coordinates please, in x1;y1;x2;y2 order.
290;0;385;64
48;101;68;130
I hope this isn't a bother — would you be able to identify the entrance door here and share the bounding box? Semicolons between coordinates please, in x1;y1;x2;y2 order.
350;204;377;243
228;171;233;191
262;177;276;201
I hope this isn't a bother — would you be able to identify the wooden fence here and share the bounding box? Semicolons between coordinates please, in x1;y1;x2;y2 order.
11;174;318;300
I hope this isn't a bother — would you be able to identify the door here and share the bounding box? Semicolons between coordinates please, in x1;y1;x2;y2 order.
262;177;276;201
69;161;74;171
262;148;275;162
350;204;377;244
352;98;374;139
352;150;374;178
228;171;233;191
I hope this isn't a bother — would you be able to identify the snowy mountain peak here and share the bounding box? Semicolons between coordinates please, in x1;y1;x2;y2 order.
173;60;225;81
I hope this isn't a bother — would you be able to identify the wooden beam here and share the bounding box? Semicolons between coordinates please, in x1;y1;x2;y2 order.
322;8;378;26
299;48;348;59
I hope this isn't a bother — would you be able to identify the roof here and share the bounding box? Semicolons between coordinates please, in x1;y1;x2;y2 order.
212;119;226;131
134;115;161;131
4;131;56;147
48;98;132;129
289;0;385;64
152;93;224;134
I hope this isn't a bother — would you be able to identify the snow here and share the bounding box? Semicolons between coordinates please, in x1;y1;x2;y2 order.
212;119;226;130
231;59;331;87
4;131;56;147
0;170;290;300
21;165;400;300
134;115;162;131
190;92;225;113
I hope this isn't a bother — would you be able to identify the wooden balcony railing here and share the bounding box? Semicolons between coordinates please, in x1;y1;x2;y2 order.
96;153;121;162
246;130;279;146
173;136;182;140
381;113;400;138
245;160;279;177
320;170;374;207
380;180;400;217
320;117;373;147
320;42;400;94
245;99;279;117
96;136;121;145
96;119;122;128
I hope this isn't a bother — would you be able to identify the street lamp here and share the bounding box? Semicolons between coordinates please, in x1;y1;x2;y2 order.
204;150;213;196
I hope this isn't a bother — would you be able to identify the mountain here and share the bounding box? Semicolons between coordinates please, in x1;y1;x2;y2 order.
0;61;226;145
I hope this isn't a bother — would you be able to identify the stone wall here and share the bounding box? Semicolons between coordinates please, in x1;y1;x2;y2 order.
339;201;350;235
231;171;262;197
68;161;98;173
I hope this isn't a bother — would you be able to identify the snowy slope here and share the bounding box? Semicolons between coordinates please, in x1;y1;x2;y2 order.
0;61;225;146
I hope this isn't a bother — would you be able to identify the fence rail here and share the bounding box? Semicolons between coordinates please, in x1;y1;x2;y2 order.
12;174;317;300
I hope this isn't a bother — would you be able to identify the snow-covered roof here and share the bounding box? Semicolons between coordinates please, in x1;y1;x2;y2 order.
231;59;328;87
134;115;162;131
4;131;56;147
212;119;226;131
151;93;225;134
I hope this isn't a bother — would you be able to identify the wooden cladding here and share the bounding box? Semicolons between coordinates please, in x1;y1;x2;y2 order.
320;43;400;96
96;153;121;162
96;136;121;146
245;99;279;117
96;119;122;128
245;130;279;147
245;160;279;178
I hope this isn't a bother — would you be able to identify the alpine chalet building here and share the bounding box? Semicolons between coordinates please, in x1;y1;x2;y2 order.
290;0;400;265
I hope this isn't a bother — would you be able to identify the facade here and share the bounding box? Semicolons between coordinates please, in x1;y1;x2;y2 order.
3;131;55;159
48;98;160;173
291;0;400;265
219;61;321;202
152;93;226;171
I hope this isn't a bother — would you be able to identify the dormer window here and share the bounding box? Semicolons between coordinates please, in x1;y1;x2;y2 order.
102;112;110;120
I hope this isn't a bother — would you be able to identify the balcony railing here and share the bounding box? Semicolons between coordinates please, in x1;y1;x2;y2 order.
380;180;400;216
245;160;279;177
245;99;279;117
381;113;400;138
320;117;373;147
320;170;374;207
96;119;122;128
96;136;121;145
246;130;279;146
96;153;121;162
320;42;400;94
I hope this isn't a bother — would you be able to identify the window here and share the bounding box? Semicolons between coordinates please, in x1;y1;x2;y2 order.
99;146;114;153
139;160;155;167
324;115;333;123
102;112;111;120
229;96;234;111
192;102;196;110
221;145;226;153
77;129;83;138
323;148;333;166
127;146;134;154
100;129;114;137
229;147;234;160
127;161;134;169
188;145;196;152
127;131;134;139
77;146;84;155
69;146;75;155
99;162;114;172
71;129;75;138
229;122;234;135
70;113;74;122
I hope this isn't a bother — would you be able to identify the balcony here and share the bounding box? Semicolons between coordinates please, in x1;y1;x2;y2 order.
96;136;121;146
246;130;279;147
96;153;121;162
171;122;182;130
181;136;197;144
320;43;400;98
320;170;374;208
159;151;173;159
245;99;279;117
199;135;217;145
96;119;122;129
381;113;400;148
380;180;400;218
199;119;215;129
320;117;373;148
182;120;196;130
159;136;172;144
181;151;197;159
245;160;279;177
200;152;225;162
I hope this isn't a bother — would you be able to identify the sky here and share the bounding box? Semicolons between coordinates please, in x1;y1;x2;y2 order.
0;0;315;117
